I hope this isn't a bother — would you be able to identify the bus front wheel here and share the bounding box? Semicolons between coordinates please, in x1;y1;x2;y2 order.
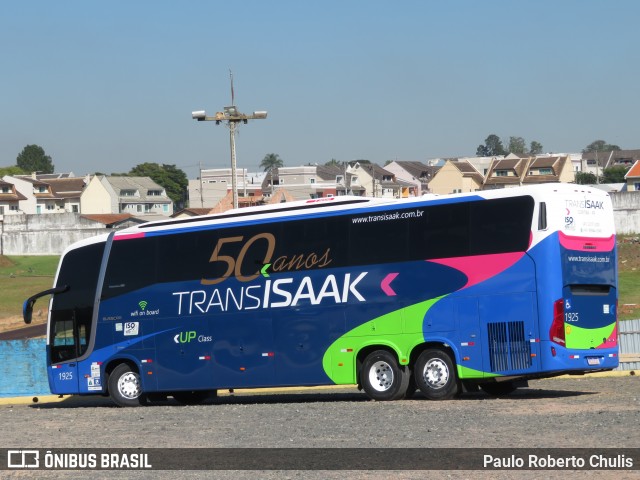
414;349;459;400
108;363;145;407
360;350;409;401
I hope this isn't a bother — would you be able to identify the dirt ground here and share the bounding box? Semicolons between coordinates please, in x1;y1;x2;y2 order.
0;311;47;335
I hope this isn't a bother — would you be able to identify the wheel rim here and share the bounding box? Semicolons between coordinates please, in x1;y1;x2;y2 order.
422;357;449;390
368;360;394;392
117;372;141;400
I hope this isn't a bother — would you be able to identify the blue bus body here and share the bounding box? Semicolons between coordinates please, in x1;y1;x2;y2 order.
25;184;618;405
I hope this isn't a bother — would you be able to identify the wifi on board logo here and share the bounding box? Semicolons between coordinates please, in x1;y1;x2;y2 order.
130;300;160;317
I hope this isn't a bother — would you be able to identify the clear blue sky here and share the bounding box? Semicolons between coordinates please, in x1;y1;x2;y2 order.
1;1;638;179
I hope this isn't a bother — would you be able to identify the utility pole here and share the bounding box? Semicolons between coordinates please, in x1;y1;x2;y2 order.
191;72;267;210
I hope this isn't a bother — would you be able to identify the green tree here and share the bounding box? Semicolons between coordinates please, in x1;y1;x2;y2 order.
16;144;54;174
0;165;27;177
601;166;628;183
260;154;283;193
476;134;506;156
325;158;341;167
529;141;543;155
128;163;188;208
582;140;621;153
507;136;527;155
259;153;284;172
575;171;598;185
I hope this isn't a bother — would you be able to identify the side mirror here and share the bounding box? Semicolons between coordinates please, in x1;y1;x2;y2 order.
23;285;69;324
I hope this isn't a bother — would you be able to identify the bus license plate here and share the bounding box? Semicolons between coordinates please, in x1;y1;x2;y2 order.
587;357;601;366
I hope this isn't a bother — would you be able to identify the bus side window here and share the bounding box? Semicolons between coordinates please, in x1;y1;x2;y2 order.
538;202;547;230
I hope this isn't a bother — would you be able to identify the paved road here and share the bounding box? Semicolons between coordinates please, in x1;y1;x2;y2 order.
1;376;638;479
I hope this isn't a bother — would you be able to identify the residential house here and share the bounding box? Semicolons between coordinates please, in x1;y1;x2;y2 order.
483;155;575;189
482;156;531;189
266;165;343;200
268;166;321;201
522;155;575;185
457;156;500;178
624;160;640;191
383;161;440;196
344;162;409;198
80;213;146;230
428;160;484;194
581;150;640;176
334;166;365;197
0;179;27;216
315;164;343;198
189;168;265;208
81;176;173;216
171;207;214;219
4;174;85;214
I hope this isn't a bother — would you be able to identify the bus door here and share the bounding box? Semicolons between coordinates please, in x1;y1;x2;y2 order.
48;308;91;393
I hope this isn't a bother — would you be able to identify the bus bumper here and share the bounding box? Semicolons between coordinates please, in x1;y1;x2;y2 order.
539;341;619;372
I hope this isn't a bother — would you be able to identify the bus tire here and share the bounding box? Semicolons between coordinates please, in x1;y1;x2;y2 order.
108;363;145;407
414;349;459;400
404;375;417;398
173;390;216;405
360;350;409;401
480;382;517;396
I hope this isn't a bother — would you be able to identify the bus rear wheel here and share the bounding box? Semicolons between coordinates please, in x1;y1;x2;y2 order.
414;349;459;400
360;350;409;401
108;363;145;407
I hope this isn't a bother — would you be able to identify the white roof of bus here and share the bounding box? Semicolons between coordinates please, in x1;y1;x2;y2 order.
113;184;612;237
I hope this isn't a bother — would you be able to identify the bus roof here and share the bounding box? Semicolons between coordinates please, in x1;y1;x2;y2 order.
112;184;612;238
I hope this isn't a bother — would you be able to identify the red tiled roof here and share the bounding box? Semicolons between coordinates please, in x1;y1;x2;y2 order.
81;214;134;226
625;160;640;179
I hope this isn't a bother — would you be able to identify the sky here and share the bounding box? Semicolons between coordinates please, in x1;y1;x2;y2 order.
1;1;639;179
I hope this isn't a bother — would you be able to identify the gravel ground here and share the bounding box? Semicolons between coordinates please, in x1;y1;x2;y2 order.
1;375;638;479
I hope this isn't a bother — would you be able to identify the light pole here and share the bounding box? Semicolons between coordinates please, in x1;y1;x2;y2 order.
191;105;267;209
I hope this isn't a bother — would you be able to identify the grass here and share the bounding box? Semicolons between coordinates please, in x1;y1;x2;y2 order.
0;256;58;318
616;235;640;320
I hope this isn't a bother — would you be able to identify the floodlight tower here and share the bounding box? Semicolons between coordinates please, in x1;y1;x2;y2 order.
191;72;267;209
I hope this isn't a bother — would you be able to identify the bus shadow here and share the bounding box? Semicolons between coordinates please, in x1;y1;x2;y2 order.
29;386;595;409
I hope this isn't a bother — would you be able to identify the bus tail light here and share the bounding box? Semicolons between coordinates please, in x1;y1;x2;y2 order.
549;299;566;346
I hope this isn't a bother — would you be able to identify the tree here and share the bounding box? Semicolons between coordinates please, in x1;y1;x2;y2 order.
507;136;526;155
476;134;506;157
0;166;27;177
575;171;598;185
259;153;283;172
582;140;621;153
325;158;341;167
16;144;54;174
529;141;543;155
260;154;283;193
128;163;188;208
601;166;628;184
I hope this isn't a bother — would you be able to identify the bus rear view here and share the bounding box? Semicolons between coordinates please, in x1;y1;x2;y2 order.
533;186;618;374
